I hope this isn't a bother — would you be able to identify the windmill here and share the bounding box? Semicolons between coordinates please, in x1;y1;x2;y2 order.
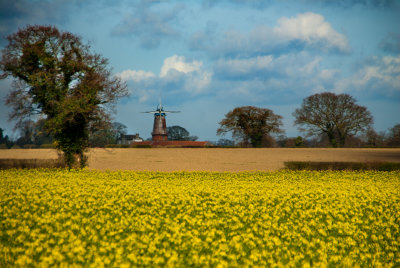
143;101;180;141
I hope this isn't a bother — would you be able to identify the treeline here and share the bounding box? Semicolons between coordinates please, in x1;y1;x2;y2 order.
0;120;129;149
213;124;400;148
275;125;400;148
215;93;400;148
2;122;399;149
0;120;400;149
0;124;201;149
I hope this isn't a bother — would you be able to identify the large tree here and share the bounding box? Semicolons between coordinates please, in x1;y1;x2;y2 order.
0;25;128;167
293;92;373;147
217;106;283;147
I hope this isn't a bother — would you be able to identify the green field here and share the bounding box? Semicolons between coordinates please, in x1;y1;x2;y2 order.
1;169;399;266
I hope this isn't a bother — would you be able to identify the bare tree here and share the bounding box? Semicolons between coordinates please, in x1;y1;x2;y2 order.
217;106;284;147
293;92;373;147
387;124;400;147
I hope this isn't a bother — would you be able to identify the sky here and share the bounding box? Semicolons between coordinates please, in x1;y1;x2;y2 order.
0;0;399;142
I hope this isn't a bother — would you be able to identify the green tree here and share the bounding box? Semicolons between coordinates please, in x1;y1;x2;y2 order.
167;125;198;141
293;92;373;148
295;136;304;147
217;106;284;148
0;25;128;167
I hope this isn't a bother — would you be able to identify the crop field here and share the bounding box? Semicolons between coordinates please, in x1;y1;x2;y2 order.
1;148;400;171
1;169;399;266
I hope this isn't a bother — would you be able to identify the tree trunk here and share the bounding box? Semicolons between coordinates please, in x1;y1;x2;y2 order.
327;131;338;148
338;135;346;147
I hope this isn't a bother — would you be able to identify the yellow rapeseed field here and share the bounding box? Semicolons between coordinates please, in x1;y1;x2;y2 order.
0;169;399;267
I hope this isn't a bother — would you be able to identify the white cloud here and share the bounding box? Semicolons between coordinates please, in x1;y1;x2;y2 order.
111;2;183;49
160;55;203;77
214;52;338;89
117;55;213;102
186;70;213;94
296;57;321;76
212;52;343;104
334;55;400;95
215;56;273;78
318;69;339;81
274;12;349;52
159;55;212;94
195;12;350;57
116;70;156;82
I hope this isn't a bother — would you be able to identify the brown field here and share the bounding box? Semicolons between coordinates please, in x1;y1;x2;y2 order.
1;148;399;171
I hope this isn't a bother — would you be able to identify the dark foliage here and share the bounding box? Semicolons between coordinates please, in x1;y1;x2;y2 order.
284;161;400;171
167;125;198;141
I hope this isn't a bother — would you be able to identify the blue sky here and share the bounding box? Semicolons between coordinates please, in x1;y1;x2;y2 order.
1;0;399;141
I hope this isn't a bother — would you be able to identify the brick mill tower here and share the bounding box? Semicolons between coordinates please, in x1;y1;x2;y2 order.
143;102;180;141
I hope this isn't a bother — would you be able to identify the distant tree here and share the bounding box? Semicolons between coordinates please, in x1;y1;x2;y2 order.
0;128;5;144
167;125;198;141
216;138;234;147
276;135;287;148
344;135;363;148
284;138;296;148
112;122;128;141
88;124;115;147
33;119;54;145
12;119;53;147
387;124;400;147
276;135;305;148
293;92;373;148
217;106;284;148
295;136;304;147
363;127;385;147
0;128;13;148
88;121;127;147
14;120;35;146
0;25;128;167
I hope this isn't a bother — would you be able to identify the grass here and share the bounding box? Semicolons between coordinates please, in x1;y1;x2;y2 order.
284;161;400;171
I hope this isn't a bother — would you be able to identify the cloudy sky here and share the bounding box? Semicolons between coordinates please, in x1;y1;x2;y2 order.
1;0;399;141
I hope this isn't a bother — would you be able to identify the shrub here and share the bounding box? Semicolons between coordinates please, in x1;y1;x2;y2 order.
0;158;66;169
105;144;130;148
284;161;400;171
23;144;38;149
40;144;56;149
131;144;152;148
